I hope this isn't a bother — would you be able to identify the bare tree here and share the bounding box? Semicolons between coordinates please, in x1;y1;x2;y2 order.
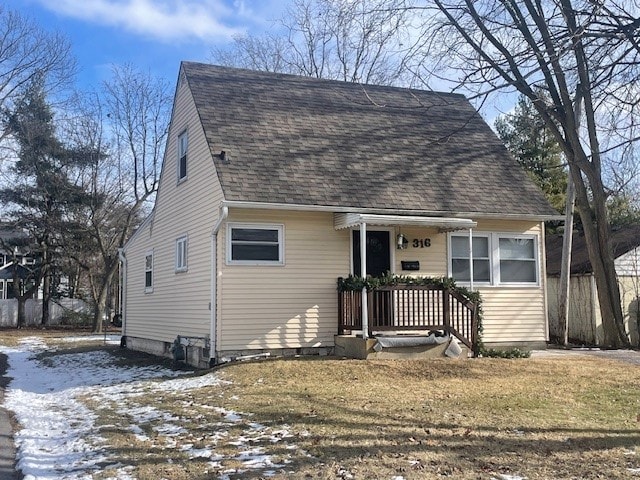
212;0;412;85
0;4;75;142
64;65;171;332
402;0;640;346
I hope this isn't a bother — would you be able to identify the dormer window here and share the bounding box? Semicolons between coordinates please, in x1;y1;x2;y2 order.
177;130;188;181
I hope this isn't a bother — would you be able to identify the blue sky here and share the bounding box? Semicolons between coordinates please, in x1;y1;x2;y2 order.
11;0;286;90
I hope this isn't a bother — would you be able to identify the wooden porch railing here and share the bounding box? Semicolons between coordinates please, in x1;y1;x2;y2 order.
338;282;479;355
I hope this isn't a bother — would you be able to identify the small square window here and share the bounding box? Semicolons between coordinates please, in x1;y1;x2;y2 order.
176;236;188;272
177;130;188;181
227;224;284;265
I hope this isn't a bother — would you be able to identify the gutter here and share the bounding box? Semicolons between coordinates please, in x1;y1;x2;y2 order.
210;205;229;366
118;248;127;346
221;200;564;222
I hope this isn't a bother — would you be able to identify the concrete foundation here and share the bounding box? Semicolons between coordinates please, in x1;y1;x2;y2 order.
124;335;334;368
334;335;469;360
124;336;211;369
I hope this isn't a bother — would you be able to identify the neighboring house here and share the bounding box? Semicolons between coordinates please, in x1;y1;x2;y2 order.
546;225;640;346
0;226;37;300
121;62;560;367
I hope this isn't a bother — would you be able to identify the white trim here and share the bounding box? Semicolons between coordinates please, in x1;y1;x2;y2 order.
222;199;563;221
336;212;476;231
226;223;285;266
448;231;541;288
210;206;229;362
449;232;492;285
144;249;154;293
175;235;188;272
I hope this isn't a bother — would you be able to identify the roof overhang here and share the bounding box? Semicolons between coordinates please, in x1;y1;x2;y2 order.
334;213;477;231
221;200;562;222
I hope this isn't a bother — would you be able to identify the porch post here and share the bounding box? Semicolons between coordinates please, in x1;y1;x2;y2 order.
468;228;474;291
360;222;369;339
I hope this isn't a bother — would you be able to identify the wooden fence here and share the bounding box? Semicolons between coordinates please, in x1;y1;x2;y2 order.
0;298;90;327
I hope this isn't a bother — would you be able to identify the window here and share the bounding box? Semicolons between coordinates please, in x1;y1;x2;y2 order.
175;236;188;272
498;237;537;283
450;235;491;283
144;251;153;292
177;130;188;181
449;233;538;286
228;224;284;265
0;281;4;300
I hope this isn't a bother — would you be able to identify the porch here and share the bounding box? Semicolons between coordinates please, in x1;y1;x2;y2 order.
337;281;480;357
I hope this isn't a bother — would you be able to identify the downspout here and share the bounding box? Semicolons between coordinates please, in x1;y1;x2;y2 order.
360;222;368;339
117;248;127;347
210;205;229;366
468;228;474;292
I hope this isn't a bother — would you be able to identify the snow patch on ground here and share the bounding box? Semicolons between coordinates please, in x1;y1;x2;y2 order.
0;336;295;479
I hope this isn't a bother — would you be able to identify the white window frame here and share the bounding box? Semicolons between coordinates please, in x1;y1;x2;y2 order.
175;236;188;272
177;130;188;182
449;232;492;285
144;249;154;292
0;280;4;300
448;232;539;287
227;223;284;266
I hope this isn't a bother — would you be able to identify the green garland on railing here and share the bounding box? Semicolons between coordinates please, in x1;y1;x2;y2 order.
337;273;484;351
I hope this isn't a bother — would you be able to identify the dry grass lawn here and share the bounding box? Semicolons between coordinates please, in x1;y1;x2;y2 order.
202;357;640;480
1;330;639;479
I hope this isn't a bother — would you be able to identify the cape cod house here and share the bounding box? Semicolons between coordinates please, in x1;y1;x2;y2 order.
120;62;560;367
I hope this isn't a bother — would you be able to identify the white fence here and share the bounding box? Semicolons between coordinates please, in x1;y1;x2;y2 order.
0;298;90;327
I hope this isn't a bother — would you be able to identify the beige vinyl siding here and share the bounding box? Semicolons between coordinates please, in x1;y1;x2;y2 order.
471;220;548;344
394;227;447;276
124;72;224;344
218;209;350;351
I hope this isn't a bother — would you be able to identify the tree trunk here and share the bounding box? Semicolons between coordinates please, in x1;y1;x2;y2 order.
41;245;50;326
17;297;26;328
572;166;629;347
92;265;117;333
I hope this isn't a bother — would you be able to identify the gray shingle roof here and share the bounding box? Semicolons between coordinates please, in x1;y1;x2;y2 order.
182;61;559;217
546;224;640;275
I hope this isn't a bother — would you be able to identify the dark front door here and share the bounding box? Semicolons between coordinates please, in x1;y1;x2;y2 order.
352;230;391;277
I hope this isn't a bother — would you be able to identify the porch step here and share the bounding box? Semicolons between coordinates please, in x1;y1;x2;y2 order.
334;335;469;360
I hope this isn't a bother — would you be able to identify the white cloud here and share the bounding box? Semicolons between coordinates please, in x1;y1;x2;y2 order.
37;0;246;43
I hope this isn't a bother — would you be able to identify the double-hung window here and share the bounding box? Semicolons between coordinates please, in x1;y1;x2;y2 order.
175;236;188;272
144;251;153;292
228;224;284;265
449;232;538;286
177;130;188;181
450;235;491;283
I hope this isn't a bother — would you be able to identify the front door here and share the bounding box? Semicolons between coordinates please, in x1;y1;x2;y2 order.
352;230;391;277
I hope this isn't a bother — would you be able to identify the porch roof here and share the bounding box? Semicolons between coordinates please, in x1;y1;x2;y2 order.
334;213;476;231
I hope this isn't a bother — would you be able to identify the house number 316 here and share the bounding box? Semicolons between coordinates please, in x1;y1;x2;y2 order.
413;238;431;248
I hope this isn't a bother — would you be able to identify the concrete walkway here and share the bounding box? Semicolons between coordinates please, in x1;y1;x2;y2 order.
531;347;640;365
0;353;19;480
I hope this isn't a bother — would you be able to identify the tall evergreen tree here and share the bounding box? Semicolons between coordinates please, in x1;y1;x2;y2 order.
495;95;567;214
0;81;86;325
